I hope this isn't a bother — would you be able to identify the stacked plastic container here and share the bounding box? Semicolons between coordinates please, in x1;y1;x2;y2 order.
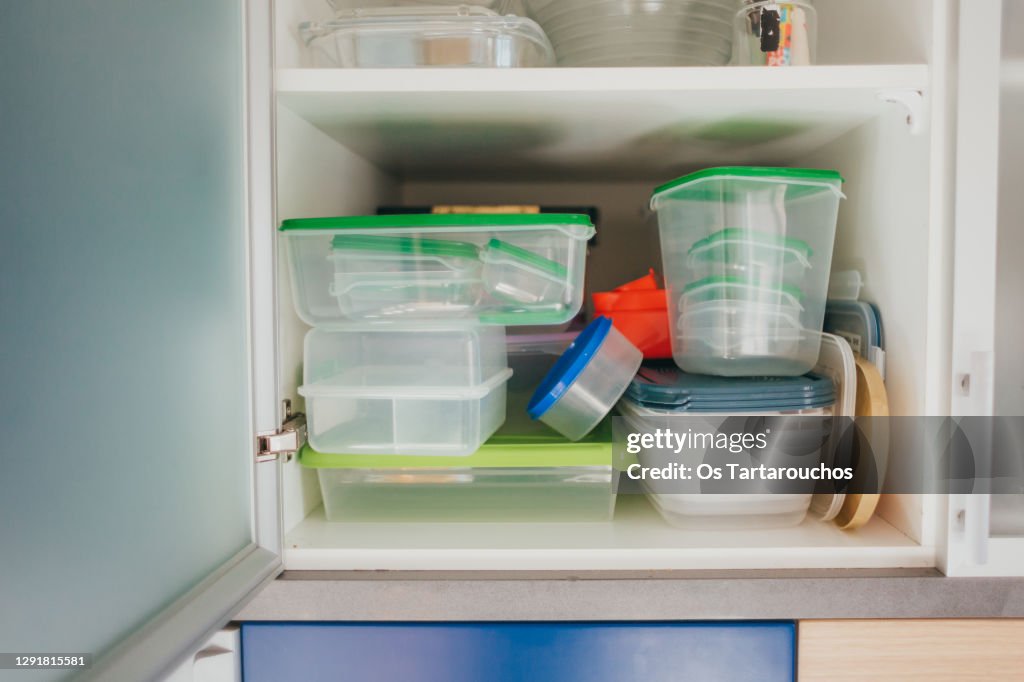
651;167;844;377
281;212;604;520
627;166;847;528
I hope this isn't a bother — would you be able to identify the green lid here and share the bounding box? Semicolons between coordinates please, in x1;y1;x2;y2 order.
483;239;567;278
682;275;805;301
280;213;594;232
651;166;844;201
331;234;480;261
688;228;813;259
300;419;612;469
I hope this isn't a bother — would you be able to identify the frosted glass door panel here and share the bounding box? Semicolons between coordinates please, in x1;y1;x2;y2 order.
0;0;252;674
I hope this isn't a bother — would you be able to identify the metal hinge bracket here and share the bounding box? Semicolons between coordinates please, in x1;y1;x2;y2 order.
256;399;306;463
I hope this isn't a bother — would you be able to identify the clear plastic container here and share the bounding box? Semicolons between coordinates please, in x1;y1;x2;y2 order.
529;317;643;441
522;0;735;67
676;300;817;376
733;1;816;66
298;323;511;456
481;238;569;306
300;6;555;68
300;419;616;523
617;397;834;529
680;277;805;310
688;229;812;284
505;330;578;434
329;234;484;318
652;167;844;377
826;269;864;301
281;213;595;326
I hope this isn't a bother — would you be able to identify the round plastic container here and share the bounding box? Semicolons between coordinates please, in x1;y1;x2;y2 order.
652;167;844;377
733;1;816;66
481;238;569;306
528;317;643;441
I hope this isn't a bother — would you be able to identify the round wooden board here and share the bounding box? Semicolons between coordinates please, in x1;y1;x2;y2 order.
836;356;890;530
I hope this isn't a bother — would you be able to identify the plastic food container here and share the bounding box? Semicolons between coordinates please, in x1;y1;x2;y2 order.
528;317;643;441
688;229;812;284
733;1;816;66
281;213;595;326
592;269;672;359
824;299;886;377
300;6;555;68
625;361;835;409
522;0;735;67
299;419;616;522
505;330;578;434
329;234;484;319
298;323;511;456
618;389;836;529
481;239;568;305
826;270;864;301
652;167;844;377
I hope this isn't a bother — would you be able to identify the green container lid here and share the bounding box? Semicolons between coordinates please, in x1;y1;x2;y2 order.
280;213;595;235
682;275;805;302
300;419;612;469
651;166;844;205
688;228;813;260
483;239;567;278
331;234;480;261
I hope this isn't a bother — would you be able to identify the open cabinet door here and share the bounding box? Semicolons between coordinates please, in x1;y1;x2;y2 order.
0;1;281;679
945;0;1024;577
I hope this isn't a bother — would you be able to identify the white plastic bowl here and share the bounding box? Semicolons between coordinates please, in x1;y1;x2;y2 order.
528;317;643;441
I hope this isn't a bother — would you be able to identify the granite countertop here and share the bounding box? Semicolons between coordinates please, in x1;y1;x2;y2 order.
236;569;1024;621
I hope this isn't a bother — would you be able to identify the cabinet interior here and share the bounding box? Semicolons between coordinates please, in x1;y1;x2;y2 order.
272;0;953;570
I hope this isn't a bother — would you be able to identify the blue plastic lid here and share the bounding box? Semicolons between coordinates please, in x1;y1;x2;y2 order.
528;317;612;419
627;394;836;413
627;362;835;406
824;301;883;356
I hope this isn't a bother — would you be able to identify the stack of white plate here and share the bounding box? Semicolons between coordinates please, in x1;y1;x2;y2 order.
522;0;736;66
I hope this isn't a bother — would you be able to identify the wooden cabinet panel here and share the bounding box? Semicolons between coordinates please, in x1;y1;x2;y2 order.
799;620;1024;681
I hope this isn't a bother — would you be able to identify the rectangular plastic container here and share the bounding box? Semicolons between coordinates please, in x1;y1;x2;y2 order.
618;397;833;529
651;167;844;377
299;6;555;68
281;214;595;326
298;323;511;456
301;420;616;522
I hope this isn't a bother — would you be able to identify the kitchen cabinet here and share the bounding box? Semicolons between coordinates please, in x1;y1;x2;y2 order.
798;620;1024;681
2;1;1022;680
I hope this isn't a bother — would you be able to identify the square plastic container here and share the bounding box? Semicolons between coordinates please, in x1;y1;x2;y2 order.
300;419;617;522
652;167;844;377
618;397;834;529
299;6;555;68
298;323;511;456
732;1;816;66
281;214;595;326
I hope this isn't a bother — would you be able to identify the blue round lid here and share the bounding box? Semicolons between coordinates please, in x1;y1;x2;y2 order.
528;316;613;419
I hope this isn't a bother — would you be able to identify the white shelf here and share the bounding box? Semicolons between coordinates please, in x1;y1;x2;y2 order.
284;495;935;571
276;65;929;180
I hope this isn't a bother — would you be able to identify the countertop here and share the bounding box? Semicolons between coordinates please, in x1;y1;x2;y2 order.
235;569;1024;621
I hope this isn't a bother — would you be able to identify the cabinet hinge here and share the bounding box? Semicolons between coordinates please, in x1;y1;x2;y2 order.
256;399;306;463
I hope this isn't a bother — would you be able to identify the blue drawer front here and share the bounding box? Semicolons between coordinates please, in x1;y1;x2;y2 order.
241;621;794;682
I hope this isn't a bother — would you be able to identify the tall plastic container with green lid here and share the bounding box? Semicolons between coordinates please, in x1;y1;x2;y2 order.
651;167;844;377
280;213;595;326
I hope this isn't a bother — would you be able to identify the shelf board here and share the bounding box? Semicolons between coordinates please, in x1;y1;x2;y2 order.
284;495;934;571
276;65;930;181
